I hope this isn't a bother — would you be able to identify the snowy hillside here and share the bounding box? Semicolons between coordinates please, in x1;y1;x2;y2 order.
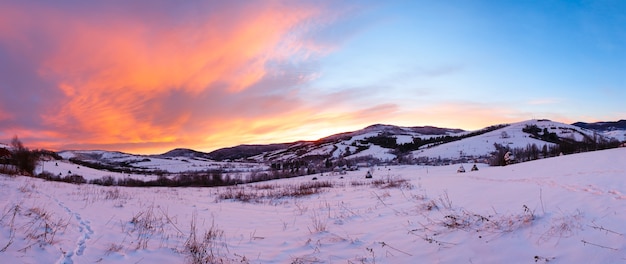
48;119;623;169
249;119;618;166
1;148;625;263
604;130;626;142
413;119;597;160
250;124;464;163
52;150;268;182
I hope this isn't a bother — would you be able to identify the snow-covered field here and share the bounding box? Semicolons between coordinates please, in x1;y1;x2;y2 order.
38;156;268;182
1;148;626;263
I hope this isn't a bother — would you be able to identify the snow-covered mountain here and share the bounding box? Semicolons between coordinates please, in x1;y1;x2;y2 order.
573;120;626;131
413;119;610;161
54;119;623;169
244;124;467;162
573;120;626;142
244;119;621;164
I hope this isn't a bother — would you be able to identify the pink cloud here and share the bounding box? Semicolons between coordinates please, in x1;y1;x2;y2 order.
0;1;354;153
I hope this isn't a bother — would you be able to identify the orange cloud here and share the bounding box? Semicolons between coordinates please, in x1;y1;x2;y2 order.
0;1;335;152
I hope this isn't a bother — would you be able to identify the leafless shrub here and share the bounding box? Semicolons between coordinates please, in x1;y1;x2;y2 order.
126;204;167;249
538;210;583;244
308;211;327;233
184;213;230;264
411;192;539;248
436;191;453;210
104;187;125;200
1;204;70;252
24;206;69;247
293;201;309;215
437;205;536;233
0;204;20;252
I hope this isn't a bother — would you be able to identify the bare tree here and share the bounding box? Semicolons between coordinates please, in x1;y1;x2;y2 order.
10;136;37;176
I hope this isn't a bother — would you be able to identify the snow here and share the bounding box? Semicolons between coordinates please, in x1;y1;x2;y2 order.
394;135;414;144
2;147;626;263
42;152;268;182
303;144;336;158
413;120;599;160
604;130;626;142
346;144;396;161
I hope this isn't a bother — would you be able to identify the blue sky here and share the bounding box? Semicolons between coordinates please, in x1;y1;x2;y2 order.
316;1;624;123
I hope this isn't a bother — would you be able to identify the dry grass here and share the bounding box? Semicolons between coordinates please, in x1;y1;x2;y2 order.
216;181;335;203
351;176;414;190
124;204;168;250
183;213;244;264
0;203;70;252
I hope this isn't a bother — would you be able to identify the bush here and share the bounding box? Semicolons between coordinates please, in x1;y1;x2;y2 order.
10;136;37;176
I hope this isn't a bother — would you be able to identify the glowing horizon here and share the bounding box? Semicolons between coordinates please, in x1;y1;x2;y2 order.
1;1;624;155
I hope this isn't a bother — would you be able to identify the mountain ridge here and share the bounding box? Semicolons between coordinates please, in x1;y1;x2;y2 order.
572;120;626;131
45;119;626;165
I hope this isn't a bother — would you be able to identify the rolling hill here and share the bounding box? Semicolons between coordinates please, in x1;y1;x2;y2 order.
53;119;624;171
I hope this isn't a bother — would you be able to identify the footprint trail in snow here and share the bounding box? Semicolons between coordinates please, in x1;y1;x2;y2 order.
36;191;94;264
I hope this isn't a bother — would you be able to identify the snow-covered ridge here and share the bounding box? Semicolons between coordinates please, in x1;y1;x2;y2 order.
53;119;623;167
252;119;622;164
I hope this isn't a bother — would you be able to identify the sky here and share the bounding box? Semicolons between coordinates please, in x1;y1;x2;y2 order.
0;0;624;154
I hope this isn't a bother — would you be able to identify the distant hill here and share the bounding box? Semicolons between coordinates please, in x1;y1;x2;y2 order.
53;119;624;167
153;148;211;159
572;120;626;131
205;143;295;161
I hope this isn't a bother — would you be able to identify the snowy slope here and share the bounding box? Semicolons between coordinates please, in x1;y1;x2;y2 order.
249;125;462;162
345;144;396;161
2;148;626;263
50;150;268;181
414;119;599;160
247;119;615;164
604;130;626;142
